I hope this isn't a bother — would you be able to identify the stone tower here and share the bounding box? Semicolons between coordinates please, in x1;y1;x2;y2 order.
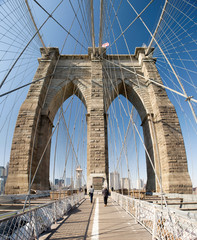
5;47;192;194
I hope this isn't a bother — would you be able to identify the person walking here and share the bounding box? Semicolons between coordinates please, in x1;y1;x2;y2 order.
102;187;109;206
89;185;94;203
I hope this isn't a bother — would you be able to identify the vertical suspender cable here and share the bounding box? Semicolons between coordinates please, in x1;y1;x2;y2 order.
25;0;48;54
146;0;168;56
99;0;104;54
90;0;96;55
0;0;63;89
126;0;197;123
132;124;140;189
53;118;60;191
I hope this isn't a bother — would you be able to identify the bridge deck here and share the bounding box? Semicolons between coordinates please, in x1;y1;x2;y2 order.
40;195;151;240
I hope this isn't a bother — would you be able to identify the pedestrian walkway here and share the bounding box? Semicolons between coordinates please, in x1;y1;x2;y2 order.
41;195;151;240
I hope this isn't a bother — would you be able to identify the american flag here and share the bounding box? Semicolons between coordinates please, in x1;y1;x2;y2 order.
102;42;109;48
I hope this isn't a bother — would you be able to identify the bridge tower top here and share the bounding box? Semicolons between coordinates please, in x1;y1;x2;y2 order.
88;47;107;60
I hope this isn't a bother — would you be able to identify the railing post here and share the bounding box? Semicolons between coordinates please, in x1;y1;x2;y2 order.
65;198;68;214
152;207;156;240
65;198;68;213
135;200;138;223
129;199;132;215
71;195;74;207
126;198;128;213
138;201;141;222
53;202;57;223
33;210;39;239
138;201;140;222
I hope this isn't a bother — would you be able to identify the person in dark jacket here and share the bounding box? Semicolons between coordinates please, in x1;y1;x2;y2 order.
102;187;109;206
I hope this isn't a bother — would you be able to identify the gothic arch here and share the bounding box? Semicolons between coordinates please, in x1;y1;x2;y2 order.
42;78;88;123
107;80;156;191
5;48;90;194
106;79;148;120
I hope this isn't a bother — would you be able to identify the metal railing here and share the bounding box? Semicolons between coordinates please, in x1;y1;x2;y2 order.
111;192;197;240
0;192;84;239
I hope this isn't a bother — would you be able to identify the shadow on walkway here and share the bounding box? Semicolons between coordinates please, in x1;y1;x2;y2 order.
42;198;95;240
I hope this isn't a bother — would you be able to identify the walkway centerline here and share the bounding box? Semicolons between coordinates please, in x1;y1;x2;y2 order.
91;197;99;240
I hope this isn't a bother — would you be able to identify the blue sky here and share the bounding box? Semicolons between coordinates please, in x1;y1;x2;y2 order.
0;0;196;188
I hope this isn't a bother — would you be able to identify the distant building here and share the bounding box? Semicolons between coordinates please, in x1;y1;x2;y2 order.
54;179;64;188
59;179;64;187
66;177;71;186
137;179;145;189
5;163;9;177
109;172;120;190
0;178;5;194
63;177;74;189
0;167;5;178
54;179;59;186
0;166;6;194
76;166;83;189
121;178;130;190
70;177;74;189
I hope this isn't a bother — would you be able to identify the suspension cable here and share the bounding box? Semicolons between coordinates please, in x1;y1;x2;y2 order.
126;0;197;123
0;0;63;89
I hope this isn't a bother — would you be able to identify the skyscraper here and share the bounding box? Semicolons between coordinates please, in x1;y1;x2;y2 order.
0;167;5;178
109;172;120;190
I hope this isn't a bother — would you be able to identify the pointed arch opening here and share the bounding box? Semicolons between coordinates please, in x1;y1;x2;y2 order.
49;94;87;191
107;94;148;192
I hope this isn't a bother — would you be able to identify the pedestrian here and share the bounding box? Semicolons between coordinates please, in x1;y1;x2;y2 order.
89;185;94;203
102;187;109;206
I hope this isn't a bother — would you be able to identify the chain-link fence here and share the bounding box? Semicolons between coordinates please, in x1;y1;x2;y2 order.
111;192;197;240
0;192;84;239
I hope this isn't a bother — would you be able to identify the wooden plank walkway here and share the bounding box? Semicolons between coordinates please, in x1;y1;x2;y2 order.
40;195;152;240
